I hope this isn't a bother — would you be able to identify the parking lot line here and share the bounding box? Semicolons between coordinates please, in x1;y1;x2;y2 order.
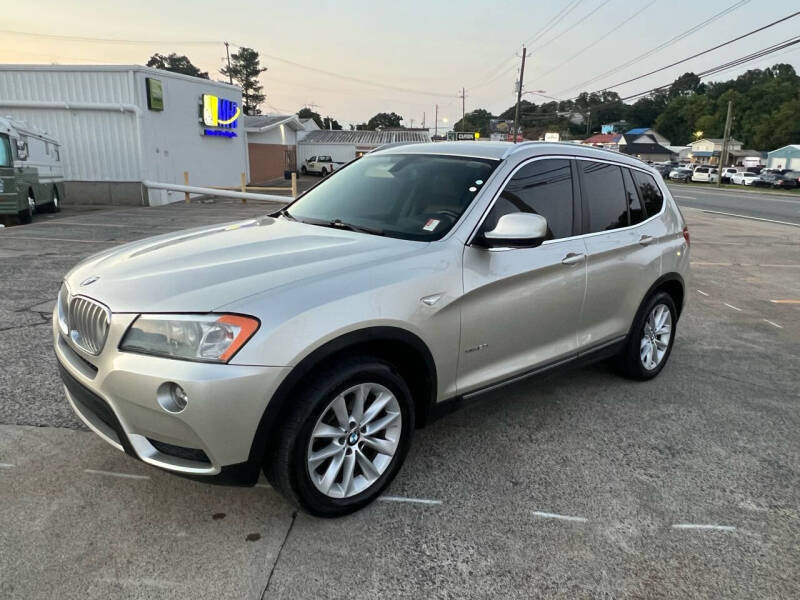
701;209;800;228
763;319;784;329
379;496;443;505
672;524;736;532
532;511;588;523
770;299;800;304
1;236;118;244
84;468;150;480
0;463;15;468
696;289;710;296
724;303;743;312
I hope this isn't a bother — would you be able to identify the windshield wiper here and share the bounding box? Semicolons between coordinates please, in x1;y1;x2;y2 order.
328;219;384;236
278;208;296;221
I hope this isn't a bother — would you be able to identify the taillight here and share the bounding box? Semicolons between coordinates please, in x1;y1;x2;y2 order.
682;225;690;246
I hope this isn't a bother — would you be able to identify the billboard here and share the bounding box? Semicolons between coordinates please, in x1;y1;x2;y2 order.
544;132;560;142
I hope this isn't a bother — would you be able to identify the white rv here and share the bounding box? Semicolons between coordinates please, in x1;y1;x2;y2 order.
0;116;65;223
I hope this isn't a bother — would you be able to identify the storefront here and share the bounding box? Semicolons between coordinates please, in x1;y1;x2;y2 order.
0;65;248;205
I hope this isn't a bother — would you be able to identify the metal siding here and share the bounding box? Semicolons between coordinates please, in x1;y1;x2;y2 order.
0;68;140;181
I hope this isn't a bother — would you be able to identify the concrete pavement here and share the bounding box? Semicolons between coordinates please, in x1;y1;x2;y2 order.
1;200;799;599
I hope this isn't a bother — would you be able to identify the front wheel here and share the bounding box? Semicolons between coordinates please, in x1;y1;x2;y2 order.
266;357;415;517
300;166;308;175
320;168;328;177
616;291;677;380
18;192;35;224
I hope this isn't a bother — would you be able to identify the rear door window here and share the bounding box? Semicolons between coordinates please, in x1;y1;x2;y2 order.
622;168;645;225
579;160;627;233
631;170;664;218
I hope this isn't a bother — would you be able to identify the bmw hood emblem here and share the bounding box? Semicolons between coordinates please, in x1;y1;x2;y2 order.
80;276;100;287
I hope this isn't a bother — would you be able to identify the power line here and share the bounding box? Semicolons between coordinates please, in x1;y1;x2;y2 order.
531;0;656;81
0;28;223;45
524;0;584;46
556;0;752;95
526;0;613;56
593;10;800;93
619;35;800;101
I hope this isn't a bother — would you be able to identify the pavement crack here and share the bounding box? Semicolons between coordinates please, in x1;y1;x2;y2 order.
0;320;51;333
260;510;297;599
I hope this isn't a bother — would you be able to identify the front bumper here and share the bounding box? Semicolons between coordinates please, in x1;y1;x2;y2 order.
54;310;289;480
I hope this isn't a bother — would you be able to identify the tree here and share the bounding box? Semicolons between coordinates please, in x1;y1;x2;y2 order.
298;107;324;128
668;72;701;98
452;108;494;137
322;116;342;130
146;53;208;79
366;112;403;129
220;47;267;115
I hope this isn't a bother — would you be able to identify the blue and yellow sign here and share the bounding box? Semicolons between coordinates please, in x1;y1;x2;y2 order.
201;94;240;138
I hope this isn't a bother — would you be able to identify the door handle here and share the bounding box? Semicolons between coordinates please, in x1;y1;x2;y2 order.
639;235;656;246
561;252;585;265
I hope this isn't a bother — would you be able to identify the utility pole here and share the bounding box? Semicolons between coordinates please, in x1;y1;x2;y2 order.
512;46;528;144
434;104;438;137
717;100;733;188
459;88;466;132
224;42;233;85
422;111;425;129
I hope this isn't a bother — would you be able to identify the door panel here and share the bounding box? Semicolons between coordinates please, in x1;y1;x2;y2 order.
457;157;586;394
579;163;664;347
459;240;587;393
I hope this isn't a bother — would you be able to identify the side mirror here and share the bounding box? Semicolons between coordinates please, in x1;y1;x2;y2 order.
480;213;549;248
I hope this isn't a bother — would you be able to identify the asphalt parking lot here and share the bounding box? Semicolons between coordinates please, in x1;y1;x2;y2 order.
1;193;799;599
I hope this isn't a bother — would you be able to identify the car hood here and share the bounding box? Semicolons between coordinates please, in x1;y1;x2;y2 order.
65;217;427;313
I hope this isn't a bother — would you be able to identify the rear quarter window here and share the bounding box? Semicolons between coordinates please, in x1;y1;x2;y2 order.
631;170;664;218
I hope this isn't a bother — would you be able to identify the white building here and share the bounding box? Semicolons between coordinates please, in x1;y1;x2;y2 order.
0;65;248;205
298;129;431;165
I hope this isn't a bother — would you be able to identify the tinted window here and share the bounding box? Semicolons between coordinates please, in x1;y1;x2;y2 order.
631;171;664;217
288;154;497;241
0;135;11;167
482;158;573;240
579;160;627;233
622;168;645;225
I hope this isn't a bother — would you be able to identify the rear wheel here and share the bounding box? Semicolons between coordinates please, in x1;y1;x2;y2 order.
301;166;308;175
320;168;328;177
43;187;61;213
616;291;677;380
265;356;414;517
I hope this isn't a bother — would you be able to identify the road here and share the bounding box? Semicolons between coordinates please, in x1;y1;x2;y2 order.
1;198;799;599
668;183;800;226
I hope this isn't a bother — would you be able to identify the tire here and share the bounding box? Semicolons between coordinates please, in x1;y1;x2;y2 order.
616;291;677;381
301;166;307;176
18;190;34;224
265;356;415;517
320;168;328;177
43;187;61;213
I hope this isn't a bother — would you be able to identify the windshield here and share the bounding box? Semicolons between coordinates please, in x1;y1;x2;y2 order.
285;153;498;241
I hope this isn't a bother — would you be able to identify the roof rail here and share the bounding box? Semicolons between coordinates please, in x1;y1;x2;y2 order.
501;141;541;159
501;140;654;168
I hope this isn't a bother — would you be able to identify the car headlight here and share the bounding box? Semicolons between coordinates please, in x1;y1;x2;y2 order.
120;314;259;363
57;282;71;336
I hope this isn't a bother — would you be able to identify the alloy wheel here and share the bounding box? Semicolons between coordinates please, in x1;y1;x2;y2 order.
307;382;402;499
28;194;35;214
640;303;672;370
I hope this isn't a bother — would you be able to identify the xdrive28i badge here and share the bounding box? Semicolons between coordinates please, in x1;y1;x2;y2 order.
80;276;100;287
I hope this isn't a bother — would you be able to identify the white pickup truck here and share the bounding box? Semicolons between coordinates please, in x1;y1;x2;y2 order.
300;155;342;177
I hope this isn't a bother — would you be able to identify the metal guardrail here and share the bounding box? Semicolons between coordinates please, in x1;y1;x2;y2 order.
142;180;291;204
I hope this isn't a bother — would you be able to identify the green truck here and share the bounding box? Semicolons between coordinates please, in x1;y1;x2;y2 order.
0;116;65;224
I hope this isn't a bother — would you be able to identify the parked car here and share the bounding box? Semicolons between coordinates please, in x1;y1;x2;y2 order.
691;166;719;183
53;142;690;516
669;168;693;183
721;167;738;183
0;116;65;223
757;170;799;189
731;171;761;186
301;155;342;177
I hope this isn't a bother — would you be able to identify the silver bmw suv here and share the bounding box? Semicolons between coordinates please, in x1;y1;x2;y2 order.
54;142;690;516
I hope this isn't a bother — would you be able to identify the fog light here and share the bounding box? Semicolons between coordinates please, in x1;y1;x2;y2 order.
157;382;188;413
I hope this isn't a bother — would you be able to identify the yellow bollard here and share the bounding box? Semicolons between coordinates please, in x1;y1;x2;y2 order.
240;172;247;204
291;171;297;199
183;171;190;203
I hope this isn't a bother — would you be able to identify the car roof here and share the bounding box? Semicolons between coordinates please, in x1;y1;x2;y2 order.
371;141;656;171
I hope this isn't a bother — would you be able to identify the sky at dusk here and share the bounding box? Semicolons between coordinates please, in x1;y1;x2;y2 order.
3;0;799;129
